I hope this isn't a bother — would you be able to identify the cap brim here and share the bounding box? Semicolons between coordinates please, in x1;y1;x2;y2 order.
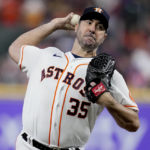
80;12;108;29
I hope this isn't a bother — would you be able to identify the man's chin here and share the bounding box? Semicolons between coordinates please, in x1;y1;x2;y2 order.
82;45;97;52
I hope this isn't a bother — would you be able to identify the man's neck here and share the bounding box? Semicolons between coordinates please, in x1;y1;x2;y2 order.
71;49;96;58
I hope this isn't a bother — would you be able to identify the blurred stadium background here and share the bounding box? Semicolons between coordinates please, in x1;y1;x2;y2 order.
0;0;150;150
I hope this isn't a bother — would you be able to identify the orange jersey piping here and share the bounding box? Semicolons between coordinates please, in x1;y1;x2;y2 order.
124;105;138;108
58;63;88;146
19;46;25;70
129;91;136;102
126;91;138;109
48;55;69;145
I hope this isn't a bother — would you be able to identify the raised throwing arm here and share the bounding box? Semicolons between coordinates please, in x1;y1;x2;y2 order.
9;13;75;64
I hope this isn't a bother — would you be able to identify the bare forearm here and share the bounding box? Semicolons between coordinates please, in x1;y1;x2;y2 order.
10;13;74;48
8;22;56;63
9;13;74;63
12;22;56;47
97;93;140;131
106;101;139;131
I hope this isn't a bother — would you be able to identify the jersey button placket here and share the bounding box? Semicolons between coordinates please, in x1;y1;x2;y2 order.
51;81;65;145
54;122;57;127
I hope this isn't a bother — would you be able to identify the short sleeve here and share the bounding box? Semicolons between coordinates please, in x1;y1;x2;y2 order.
18;45;42;77
110;70;139;111
18;45;61;77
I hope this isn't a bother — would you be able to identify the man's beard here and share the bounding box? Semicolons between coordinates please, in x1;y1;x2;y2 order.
77;31;99;52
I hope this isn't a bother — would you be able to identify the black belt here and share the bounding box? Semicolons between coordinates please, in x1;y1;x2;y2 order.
21;132;80;150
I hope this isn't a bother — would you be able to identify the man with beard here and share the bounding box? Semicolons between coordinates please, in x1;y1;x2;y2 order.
9;6;140;150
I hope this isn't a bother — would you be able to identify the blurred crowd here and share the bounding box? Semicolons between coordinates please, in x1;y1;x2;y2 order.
0;0;150;88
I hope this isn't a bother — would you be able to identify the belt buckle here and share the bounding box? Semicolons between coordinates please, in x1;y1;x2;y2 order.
27;136;33;145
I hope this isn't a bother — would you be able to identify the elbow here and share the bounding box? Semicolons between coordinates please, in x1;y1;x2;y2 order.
8;44;14;57
8;45;11;56
8;43;20;63
132;121;140;132
118;118;140;132
126;119;140;132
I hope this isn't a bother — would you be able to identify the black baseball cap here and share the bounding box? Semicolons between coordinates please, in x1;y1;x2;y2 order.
80;7;110;30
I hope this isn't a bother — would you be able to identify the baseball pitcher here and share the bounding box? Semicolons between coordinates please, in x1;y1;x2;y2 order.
9;6;140;150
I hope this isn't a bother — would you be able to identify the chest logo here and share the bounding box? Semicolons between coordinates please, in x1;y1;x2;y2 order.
41;66;86;97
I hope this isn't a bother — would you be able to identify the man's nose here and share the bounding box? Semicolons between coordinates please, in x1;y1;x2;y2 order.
89;24;96;34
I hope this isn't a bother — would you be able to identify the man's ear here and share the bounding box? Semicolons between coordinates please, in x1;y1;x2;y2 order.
104;32;107;39
101;32;107;44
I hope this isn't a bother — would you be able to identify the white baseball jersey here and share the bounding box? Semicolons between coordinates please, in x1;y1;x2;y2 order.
17;45;139;148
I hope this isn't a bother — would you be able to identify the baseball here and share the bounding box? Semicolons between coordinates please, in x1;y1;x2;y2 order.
71;14;80;25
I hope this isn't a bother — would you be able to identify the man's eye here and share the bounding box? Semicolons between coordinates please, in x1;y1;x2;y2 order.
97;25;105;30
86;20;92;24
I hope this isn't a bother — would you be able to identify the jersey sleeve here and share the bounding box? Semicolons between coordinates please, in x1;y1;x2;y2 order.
18;45;61;77
110;70;139;111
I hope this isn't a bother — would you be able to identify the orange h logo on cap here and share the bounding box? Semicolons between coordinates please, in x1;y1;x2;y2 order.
94;8;103;13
